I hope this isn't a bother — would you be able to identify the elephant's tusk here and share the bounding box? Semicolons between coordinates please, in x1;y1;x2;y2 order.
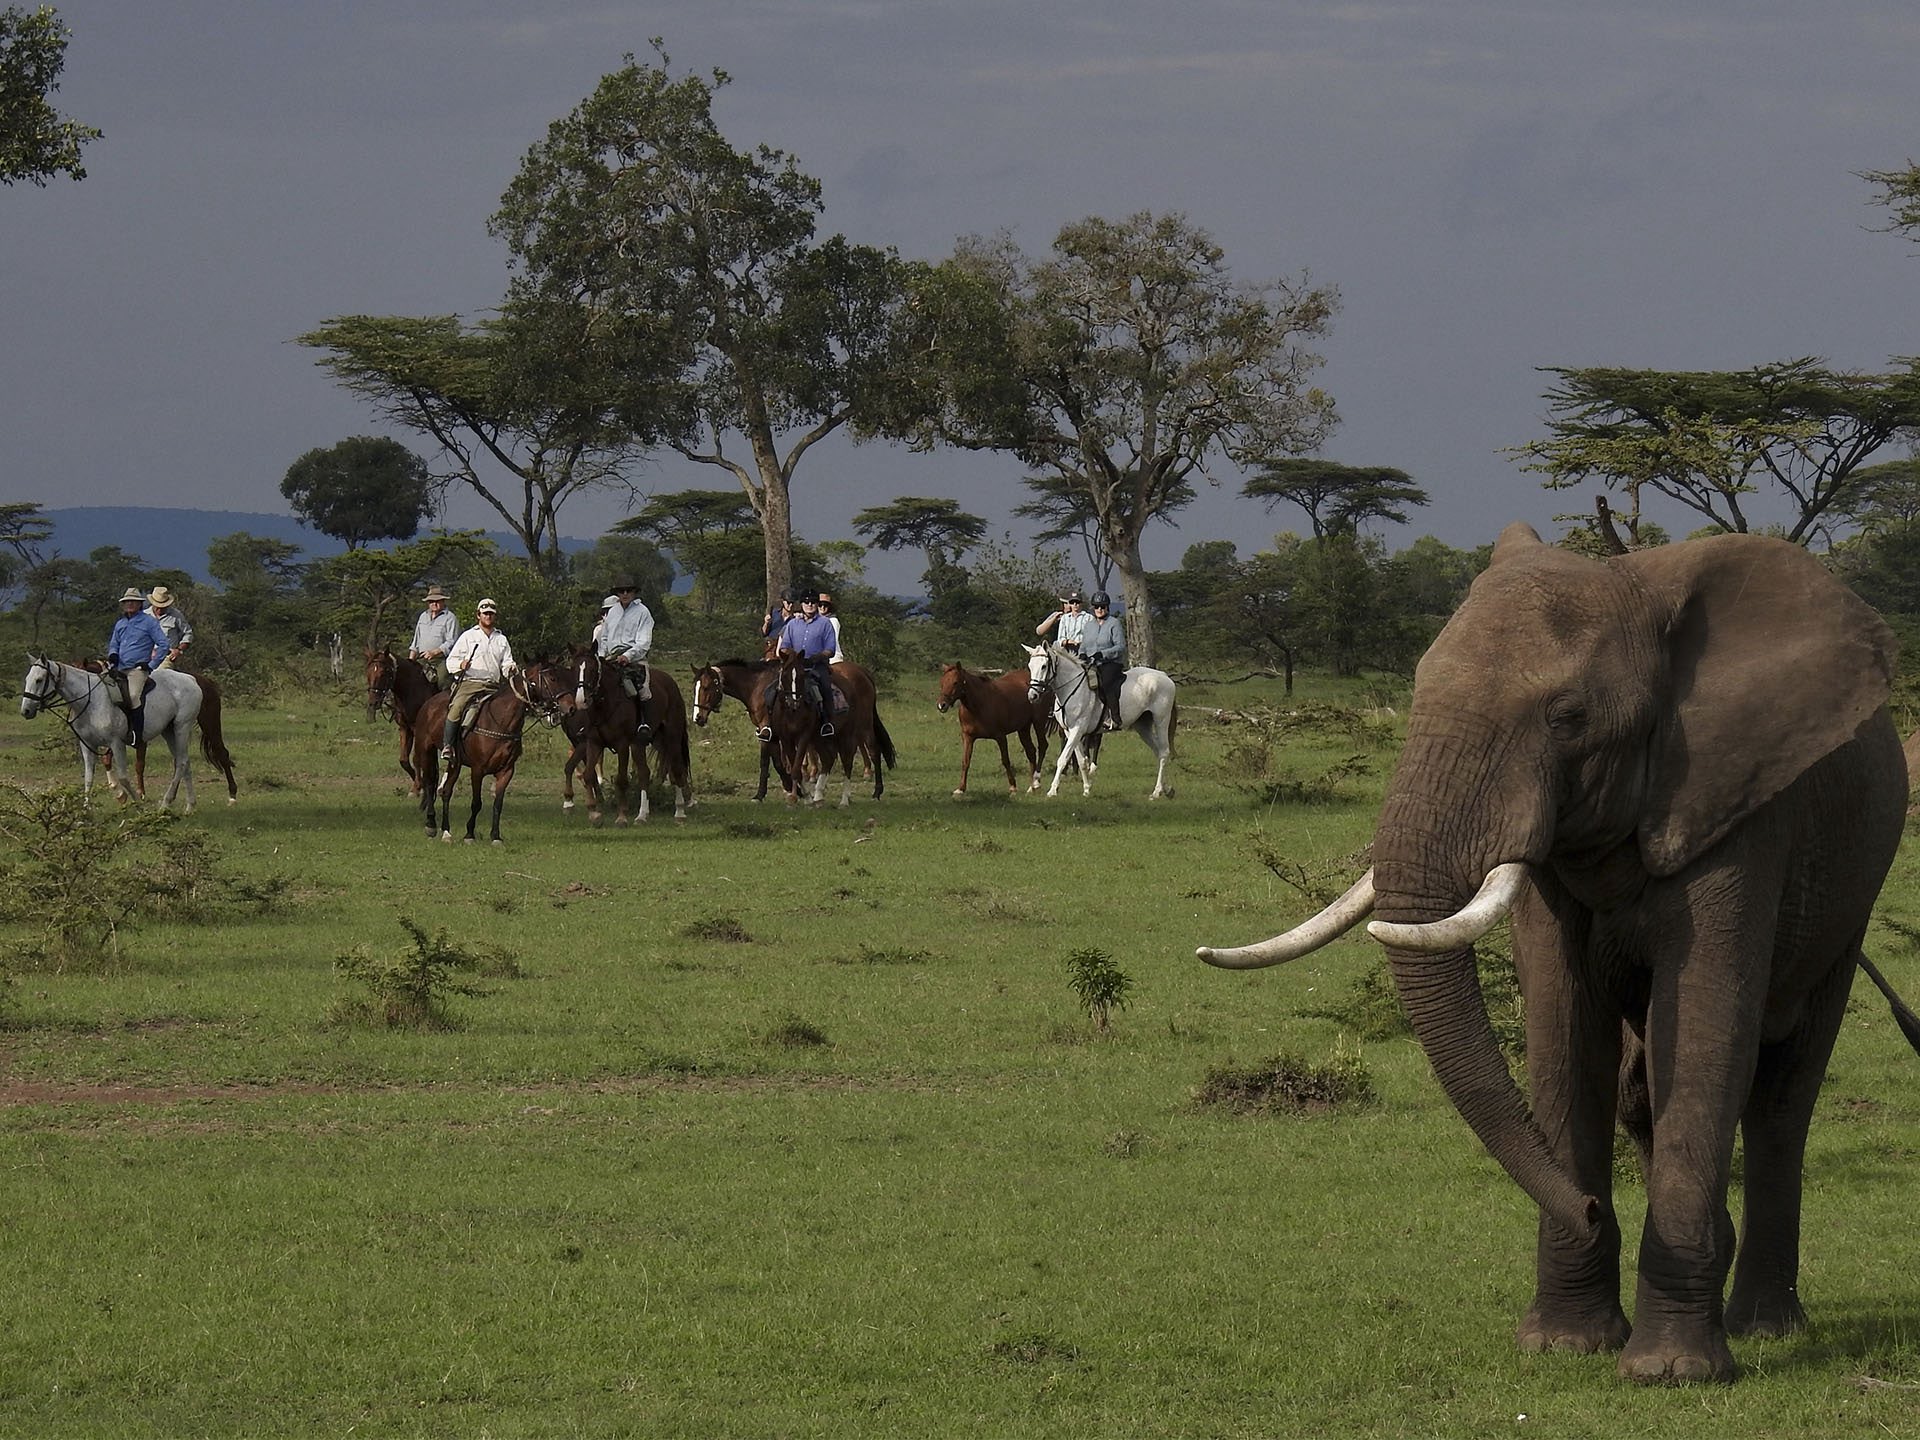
1366;862;1529;953
1197;869;1376;968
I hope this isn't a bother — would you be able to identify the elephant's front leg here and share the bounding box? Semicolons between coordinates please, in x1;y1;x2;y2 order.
1511;877;1631;1357
1619;864;1775;1384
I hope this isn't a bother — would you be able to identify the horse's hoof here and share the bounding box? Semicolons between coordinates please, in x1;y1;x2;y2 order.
562;800;575;811
226;797;237;806
952;788;967;798
463;837;474;845
589;814;603;828
440;832;452;843
491;839;503;847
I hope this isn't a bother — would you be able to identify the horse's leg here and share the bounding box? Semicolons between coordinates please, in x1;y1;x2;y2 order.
633;742;652;824
1046;720;1078;797
753;744;771;803
954;731;975;797
1020;725;1043;792
583;740;607;826
465;769;483;842
134;737;147;798
489;764;513;845
439;763;458;841
398;719;418;792
159;727;190;812
562;742;579;812
995;735;1017;795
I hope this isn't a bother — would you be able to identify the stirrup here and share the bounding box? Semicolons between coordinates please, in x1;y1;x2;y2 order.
636;722;653;738
818;721;835;738
755;725;773;742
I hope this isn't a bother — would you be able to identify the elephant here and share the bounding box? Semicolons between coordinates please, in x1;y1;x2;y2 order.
1197;524;1920;1384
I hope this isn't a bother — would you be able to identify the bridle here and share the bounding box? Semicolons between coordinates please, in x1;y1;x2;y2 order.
692;667;723;724
21;655;110;745
1029;647;1088;710
937;666;966;713
365;651;396;717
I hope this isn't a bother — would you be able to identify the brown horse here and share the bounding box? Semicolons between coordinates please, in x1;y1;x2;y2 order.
937;663;1050;796
767;650;897;807
425;673;545;844
365;647;438;794
548;648;693;823
691;658;790;801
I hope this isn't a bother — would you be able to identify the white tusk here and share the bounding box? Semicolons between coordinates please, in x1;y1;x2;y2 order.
1197;869;1376;969
1366;862;1528;952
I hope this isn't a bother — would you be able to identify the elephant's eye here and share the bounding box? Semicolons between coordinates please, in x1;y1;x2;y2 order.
1547;696;1588;739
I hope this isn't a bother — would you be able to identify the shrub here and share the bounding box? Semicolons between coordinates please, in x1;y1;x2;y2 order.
1064;946;1133;1033
761;1013;830;1048
1194;1047;1376;1115
0;784;178;968
681;914;753;943
329;918;507;1031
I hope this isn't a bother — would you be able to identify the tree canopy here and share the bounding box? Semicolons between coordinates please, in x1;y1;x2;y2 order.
280;435;436;550
1241;459;1428;538
0;5;99;186
1513;359;1920;544
490;46;935;604
920;211;1339;664
851;496;987;607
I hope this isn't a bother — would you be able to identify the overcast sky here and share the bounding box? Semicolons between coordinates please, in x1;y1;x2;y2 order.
6;1;1917;591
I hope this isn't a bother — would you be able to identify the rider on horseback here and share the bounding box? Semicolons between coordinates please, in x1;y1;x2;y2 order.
776;588;837;738
106;587;170;743
1082;592;1127;732
597;579;655;735
439;599;517;780
409;585;458;688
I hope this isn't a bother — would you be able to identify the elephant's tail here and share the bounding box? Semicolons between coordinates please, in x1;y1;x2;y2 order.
1857;953;1920;1056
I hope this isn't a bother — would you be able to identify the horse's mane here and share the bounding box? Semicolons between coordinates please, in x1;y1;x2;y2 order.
714;656;775;671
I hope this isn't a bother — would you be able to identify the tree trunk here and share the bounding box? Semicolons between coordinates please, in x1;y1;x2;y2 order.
1109;533;1155;668
759;469;793;608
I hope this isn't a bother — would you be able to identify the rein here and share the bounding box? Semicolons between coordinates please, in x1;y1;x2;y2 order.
1033;649;1091;711
23;658;112;745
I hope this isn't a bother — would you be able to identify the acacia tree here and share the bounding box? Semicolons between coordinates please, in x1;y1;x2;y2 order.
298;299;663;574
307;531;492;649
1;6;99;186
850;496;987;607
613;488;757;613
490;47;934;605
924;212;1339;665
1241;459;1428;539
1011;476;1115;593
1513;360;1920;545
281;436;435;550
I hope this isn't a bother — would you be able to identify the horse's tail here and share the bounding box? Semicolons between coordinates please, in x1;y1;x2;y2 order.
874;711;897;770
1166;700;1179;761
1858;953;1920;1056
673;709;692;777
195;676;240;799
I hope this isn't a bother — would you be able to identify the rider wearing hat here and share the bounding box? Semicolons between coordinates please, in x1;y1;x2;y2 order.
1036;589;1090;650
439;598;517;779
776;587;837;737
145;586;193;670
1081;591;1127;731
597;578;655;717
106;587;170;741
816;590;844;663
409;585;458;688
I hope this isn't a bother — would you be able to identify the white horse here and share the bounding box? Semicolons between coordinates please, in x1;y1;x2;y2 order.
1024;643;1177;799
19;655;203;811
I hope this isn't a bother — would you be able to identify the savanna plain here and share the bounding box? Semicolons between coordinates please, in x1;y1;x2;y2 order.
1;658;1916;1439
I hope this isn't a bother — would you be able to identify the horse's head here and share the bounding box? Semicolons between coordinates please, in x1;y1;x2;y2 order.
936;663;964;713
522;658;572;712
20;653;54;719
1024;645;1054;702
565;645;602;711
771;650;811;718
364;648;396;720
691;665;722;726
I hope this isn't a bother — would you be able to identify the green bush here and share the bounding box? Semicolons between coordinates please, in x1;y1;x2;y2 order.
1194;1047;1375;1115
329;918;510;1031
1064;946;1133;1033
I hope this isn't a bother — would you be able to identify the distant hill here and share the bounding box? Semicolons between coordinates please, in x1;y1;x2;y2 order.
40;507;590;583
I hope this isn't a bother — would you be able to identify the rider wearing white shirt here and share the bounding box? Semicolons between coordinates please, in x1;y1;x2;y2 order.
439;598;517;765
597;579;655;707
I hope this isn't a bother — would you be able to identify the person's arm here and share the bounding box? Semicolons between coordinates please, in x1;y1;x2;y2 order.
175;610;194;648
631;605;654;656
1036;610;1061;637
499;636;517;675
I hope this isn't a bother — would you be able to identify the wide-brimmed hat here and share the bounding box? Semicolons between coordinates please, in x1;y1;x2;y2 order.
816;591;833;607
612;578;639;592
147;585;175;609
423;585;450;603
475;598;498;615
118;587;144;604
600;594;620;612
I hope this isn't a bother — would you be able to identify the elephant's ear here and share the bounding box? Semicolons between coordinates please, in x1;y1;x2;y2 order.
1623;534;1896;876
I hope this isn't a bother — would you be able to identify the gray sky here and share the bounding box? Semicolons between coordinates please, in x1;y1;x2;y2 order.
7;1;1917;591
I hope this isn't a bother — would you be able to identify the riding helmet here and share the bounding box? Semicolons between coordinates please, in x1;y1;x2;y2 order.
1089;591;1111;608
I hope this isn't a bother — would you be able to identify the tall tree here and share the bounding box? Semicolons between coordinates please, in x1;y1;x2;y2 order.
850;496;987;606
1011;475;1115;593
307;531;493;649
298;301;660;574
1513;360;1920;544
0;5;99;186
0;499;52;599
1861;160;1920;241
281;435;436;550
923;212;1339;665
490;46;933;606
612;488;758;614
1241;459;1428;538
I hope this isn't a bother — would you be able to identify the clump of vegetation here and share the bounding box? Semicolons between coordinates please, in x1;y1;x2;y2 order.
962;834;1003;855
987;1332;1080;1367
681;914;753;943
1239;755;1373;806
0;784;282;970
761;1013;830;1048
1065;947;1133;1033
838;944;930;966
1219;702;1396;781
1299;959;1410;1042
329;918;510;1031
1247;840;1371;908
722;820;780;840
1194;1047;1376;1116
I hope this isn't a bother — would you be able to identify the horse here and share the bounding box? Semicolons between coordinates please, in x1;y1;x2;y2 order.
365;648;438;795
937;662;1051;796
143;673;238;804
19;655;204;810
767;650;897;807
691;659;790;802
426;671;547;844
541;648;692;824
1024;642;1178;799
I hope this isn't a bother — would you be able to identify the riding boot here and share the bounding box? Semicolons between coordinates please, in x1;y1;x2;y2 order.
440;714;458;764
129;705;145;745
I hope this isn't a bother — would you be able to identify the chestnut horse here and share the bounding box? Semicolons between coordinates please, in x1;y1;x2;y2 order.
936;663;1051;796
547;648;692;823
691;658;789;802
767;650;897;807
424;672;548;843
364;647;437;794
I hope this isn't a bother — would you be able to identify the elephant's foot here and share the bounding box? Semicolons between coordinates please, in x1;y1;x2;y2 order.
1616;1322;1735;1385
1516;1302;1629;1356
1724;1283;1806;1339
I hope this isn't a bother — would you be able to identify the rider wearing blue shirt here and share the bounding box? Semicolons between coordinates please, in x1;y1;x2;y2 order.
107;587;170;741
776;590;838;737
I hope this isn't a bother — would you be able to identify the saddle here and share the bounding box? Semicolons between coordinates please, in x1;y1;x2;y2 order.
108;668;154;715
761;678;849;717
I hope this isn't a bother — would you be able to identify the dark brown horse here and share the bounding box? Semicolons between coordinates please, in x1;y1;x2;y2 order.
767;650;897;807
364;648;437;794
937;663;1050;796
691;658;789;801
425;672;545;844
546;648;693;823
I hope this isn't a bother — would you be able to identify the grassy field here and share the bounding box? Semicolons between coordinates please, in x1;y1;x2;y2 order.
1;655;1917;1438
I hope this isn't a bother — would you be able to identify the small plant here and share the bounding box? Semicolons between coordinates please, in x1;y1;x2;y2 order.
0;784;177;968
1194;1046;1376;1115
962;834;1003;855
760;1012;830;1048
987;1331;1080;1367
1240;754;1373;806
722;820;780;840
681;914;753;943
329;918;507;1031
839;944;930;966
1064;947;1133;1033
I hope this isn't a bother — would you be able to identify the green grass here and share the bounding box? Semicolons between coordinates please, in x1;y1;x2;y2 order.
1;658;1917;1437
